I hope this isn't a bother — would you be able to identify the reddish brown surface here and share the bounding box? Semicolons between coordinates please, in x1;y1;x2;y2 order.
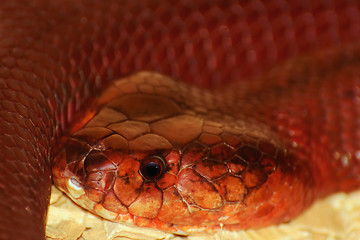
1;0;360;239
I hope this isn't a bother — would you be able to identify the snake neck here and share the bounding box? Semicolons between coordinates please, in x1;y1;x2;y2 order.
223;46;360;197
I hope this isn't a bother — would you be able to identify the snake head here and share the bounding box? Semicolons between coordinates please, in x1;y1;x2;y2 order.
53;72;315;232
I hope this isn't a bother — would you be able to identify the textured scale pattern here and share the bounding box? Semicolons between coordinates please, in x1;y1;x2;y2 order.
53;72;310;232
0;0;360;239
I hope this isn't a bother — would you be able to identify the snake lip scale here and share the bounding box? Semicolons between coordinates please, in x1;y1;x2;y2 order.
1;1;360;239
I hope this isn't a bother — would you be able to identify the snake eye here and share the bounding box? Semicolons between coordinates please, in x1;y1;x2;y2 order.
140;156;165;180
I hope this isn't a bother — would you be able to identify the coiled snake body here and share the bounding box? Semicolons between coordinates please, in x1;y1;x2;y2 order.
1;0;360;239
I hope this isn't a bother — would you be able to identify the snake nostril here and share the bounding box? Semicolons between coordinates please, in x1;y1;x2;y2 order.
140;156;165;180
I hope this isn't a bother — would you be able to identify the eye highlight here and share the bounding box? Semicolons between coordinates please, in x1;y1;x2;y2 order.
139;156;166;180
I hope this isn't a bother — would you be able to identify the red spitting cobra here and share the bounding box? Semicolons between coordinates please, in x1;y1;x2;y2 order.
1;0;360;239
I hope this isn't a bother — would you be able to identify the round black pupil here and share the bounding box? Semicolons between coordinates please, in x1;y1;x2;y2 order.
143;161;161;179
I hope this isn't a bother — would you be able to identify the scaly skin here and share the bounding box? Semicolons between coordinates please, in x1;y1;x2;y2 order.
1;0;360;239
53;71;314;232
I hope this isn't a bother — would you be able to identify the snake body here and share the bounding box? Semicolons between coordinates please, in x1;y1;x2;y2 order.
1;0;360;239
